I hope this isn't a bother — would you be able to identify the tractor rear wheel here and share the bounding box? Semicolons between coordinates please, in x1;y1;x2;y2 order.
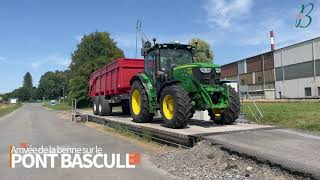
212;87;240;125
129;81;154;123
160;84;192;129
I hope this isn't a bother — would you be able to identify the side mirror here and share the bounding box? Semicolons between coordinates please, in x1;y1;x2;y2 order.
141;48;147;56
191;48;196;56
170;64;177;69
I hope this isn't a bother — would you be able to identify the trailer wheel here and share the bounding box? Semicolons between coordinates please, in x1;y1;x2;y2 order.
160;84;192;129
121;101;130;115
93;97;99;115
129;81;153;122
98;96;112;116
214;87;240;125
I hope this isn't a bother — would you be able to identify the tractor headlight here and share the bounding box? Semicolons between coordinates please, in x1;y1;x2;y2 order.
200;68;212;73
215;67;221;73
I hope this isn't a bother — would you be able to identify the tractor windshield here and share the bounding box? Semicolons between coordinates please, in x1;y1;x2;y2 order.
160;49;193;71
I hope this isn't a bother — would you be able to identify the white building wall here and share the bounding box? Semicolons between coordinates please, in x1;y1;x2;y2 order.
315;77;320;96
282;41;313;66
10;98;17;104
274;38;320;98
275;77;319;98
274;50;282;68
313;38;320;60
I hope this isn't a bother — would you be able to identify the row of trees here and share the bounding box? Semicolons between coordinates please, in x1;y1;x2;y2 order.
3;72;37;101
3;32;214;106
3;70;69;102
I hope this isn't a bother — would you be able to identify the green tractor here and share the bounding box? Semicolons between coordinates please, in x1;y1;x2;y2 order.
129;40;240;129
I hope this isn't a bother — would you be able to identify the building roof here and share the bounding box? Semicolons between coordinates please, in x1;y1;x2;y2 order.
223;36;320;66
223;51;272;66
275;36;320;51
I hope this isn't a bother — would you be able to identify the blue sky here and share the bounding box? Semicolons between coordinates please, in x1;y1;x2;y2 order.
0;0;319;93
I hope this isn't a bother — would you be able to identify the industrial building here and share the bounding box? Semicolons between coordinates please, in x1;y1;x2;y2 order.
221;37;320;99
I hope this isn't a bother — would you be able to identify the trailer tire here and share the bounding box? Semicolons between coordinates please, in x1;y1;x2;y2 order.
98;96;112;116
121;101;130;115
129;81;154;122
214;87;240;125
93;97;99;115
160;84;192;129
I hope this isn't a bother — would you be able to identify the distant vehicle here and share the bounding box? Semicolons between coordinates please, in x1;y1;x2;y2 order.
50;100;56;106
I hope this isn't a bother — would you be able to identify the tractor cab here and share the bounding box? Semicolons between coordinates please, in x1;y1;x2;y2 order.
141;42;195;85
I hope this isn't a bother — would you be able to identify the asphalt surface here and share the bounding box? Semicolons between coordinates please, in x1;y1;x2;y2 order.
0;104;177;180
205;128;320;178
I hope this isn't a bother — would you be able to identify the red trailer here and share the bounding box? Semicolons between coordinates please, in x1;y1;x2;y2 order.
89;58;144;115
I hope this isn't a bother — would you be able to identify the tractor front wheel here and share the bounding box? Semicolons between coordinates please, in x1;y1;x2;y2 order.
160;84;192;129
129;81;154;123
210;87;240;125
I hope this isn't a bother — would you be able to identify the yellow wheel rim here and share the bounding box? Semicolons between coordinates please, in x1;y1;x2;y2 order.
131;89;141;115
163;95;174;120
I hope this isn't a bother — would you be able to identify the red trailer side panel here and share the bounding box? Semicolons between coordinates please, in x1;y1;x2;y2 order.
89;58;144;98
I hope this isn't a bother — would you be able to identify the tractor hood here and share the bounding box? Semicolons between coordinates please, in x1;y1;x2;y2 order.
173;62;220;70
172;63;222;85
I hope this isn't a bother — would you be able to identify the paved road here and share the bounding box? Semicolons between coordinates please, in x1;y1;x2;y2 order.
0;104;176;180
205;128;320;178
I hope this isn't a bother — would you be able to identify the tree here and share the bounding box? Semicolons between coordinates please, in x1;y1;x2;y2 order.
19;72;34;101
68;31;124;107
23;72;33;89
3;72;36;102
37;70;69;99
189;38;214;63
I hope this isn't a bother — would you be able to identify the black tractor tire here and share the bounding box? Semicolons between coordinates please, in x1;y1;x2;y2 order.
93;97;99;115
98;96;112;116
121;101;130;115
129;81;154;123
213;87;240;125
160;84;192;129
208;109;215;120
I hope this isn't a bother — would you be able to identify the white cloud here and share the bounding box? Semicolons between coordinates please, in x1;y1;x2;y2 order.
238;8;320;49
0;56;7;63
203;0;320;52
30;55;71;69
205;0;253;28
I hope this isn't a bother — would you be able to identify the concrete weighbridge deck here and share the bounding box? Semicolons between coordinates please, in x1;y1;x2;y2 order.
76;109;275;147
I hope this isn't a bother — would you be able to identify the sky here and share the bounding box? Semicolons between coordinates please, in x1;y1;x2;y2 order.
0;0;319;93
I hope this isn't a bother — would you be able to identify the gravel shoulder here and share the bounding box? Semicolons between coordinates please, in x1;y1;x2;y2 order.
151;141;306;180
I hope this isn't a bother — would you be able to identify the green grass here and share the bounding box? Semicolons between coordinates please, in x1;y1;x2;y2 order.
243;101;320;131
0;103;22;117
44;102;71;111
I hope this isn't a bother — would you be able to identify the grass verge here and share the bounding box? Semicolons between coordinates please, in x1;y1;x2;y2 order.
243;101;320;131
44;103;70;111
0;103;22;117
